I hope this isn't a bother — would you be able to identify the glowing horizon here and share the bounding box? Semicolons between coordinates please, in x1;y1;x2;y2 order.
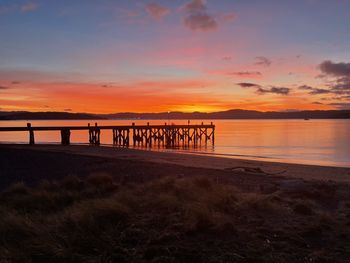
0;0;349;113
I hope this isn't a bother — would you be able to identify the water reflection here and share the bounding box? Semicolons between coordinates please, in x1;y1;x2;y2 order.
1;119;350;167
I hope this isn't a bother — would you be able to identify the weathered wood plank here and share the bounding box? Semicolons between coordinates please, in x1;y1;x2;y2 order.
0;124;215;132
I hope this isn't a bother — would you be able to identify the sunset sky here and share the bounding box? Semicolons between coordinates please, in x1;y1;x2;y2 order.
0;0;350;113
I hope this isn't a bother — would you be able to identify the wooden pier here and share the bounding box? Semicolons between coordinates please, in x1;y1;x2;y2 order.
0;122;215;148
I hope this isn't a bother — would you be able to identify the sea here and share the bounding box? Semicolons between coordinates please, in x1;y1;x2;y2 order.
1;119;350;167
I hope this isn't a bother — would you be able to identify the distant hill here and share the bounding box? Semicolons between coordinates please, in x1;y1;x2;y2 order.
103;109;350;120
0;111;104;120
1;109;350;120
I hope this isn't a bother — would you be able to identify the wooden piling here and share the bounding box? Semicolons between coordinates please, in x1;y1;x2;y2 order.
60;128;71;145
27;123;35;145
113;128;129;147
88;123;100;145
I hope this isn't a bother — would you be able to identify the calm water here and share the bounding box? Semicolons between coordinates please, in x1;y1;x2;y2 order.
1;119;350;167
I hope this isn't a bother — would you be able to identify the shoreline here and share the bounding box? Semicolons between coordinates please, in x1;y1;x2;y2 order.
2;142;350;169
154;148;350;169
1;144;350;183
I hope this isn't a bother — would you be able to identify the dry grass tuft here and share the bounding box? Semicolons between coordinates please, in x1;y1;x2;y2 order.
61;175;85;190
293;200;315;216
64;198;130;227
193;177;213;190
238;193;286;214
86;173;114;187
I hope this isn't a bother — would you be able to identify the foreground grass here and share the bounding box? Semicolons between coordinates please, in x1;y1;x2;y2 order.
0;173;349;263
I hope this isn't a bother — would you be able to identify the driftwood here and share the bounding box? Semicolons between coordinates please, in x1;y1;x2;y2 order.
225;166;287;176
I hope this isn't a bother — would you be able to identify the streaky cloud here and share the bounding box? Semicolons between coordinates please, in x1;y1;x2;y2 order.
328;103;350;110
298;85;313;90
231;71;262;78
309;88;331;95
255;56;271;67
257;86;290;95
298;85;330;94
236;82;261;88
237;82;290;95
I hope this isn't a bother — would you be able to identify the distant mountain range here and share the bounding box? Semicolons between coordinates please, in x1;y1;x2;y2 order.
1;109;350;120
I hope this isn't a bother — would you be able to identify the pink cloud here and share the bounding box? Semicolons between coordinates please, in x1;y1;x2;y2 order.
182;0;218;32
184;13;217;31
183;0;207;13
146;3;170;20
181;0;236;32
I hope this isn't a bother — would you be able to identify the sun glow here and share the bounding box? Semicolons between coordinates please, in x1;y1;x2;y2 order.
173;105;223;113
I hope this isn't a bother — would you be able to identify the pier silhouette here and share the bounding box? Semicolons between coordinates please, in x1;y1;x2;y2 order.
0;122;215;148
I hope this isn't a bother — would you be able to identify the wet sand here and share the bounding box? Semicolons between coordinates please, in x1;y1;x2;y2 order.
1;144;350;183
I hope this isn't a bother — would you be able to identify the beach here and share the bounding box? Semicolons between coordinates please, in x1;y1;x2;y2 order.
1;144;350;185
0;144;350;262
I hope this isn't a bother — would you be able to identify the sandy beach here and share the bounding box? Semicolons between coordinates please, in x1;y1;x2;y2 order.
2;144;350;183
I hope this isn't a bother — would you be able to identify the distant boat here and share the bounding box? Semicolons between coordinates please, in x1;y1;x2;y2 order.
304;118;309;120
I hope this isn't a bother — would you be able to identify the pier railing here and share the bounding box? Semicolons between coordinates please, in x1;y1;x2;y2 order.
0;122;215;148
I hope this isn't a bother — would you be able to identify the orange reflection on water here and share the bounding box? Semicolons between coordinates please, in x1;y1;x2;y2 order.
0;119;350;167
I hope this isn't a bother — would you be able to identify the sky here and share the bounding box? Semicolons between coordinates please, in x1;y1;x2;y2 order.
0;0;350;113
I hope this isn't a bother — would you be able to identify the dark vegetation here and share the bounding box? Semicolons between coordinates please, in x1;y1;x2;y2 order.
1;109;350;120
0;148;350;262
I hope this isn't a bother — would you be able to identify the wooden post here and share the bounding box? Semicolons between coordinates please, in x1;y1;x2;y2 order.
88;123;92;144
126;129;130;147
132;123;136;146
88;123;100;145
187;127;190;146
194;127;197;146
95;123;100;145
27;123;35;145
149;128;152;148
211;123;215;145
60;128;71;145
